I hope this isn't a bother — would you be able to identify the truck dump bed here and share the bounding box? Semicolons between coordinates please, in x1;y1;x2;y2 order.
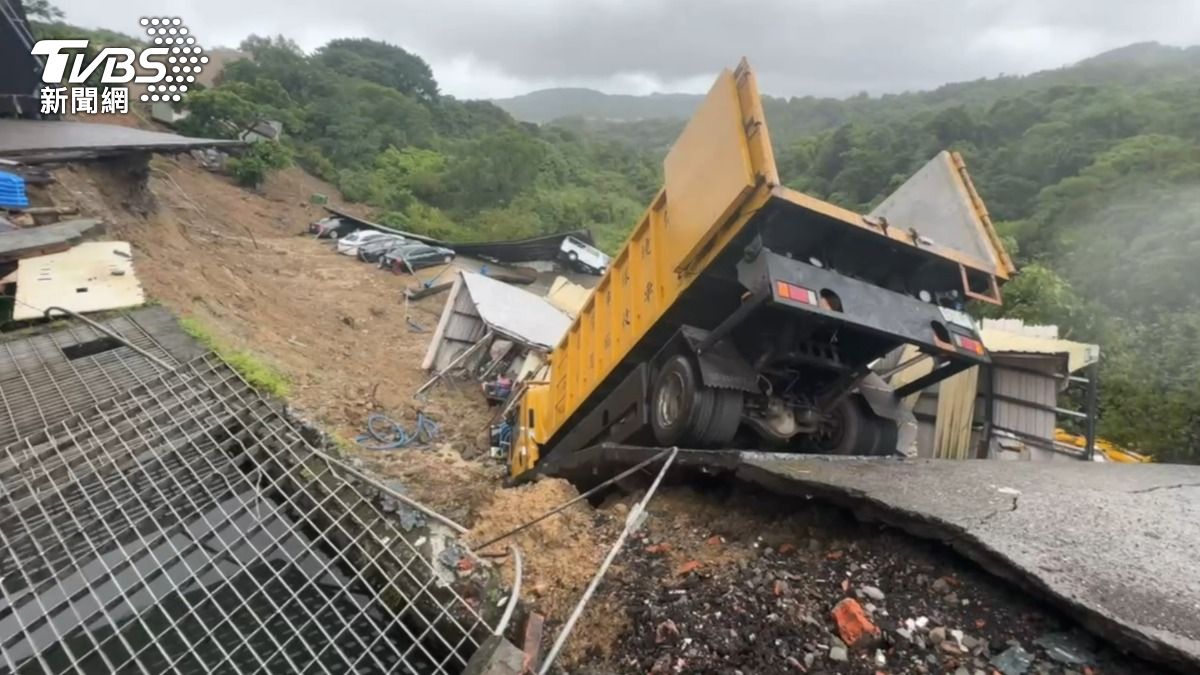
510;60;1013;476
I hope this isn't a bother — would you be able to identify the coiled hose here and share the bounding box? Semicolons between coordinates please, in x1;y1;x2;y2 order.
357;413;440;450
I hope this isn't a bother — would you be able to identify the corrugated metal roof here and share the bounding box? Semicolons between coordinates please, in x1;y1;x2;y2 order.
460;272;571;349
980;325;1099;374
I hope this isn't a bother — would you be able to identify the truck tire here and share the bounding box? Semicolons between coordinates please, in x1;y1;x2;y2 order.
818;396;878;455
695;388;743;447
867;416;899;456
650;354;708;446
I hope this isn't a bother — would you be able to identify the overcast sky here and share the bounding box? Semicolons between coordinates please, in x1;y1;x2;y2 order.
51;0;1200;100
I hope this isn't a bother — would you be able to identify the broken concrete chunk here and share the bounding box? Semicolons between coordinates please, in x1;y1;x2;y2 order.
861;585;886;601
992;645;1034;675
1034;632;1095;666
831;598;880;648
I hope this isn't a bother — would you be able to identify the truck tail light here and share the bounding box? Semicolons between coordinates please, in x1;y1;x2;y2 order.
775;281;817;306
955;334;985;355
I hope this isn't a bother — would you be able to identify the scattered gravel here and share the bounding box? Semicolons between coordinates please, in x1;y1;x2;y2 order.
572;485;1155;673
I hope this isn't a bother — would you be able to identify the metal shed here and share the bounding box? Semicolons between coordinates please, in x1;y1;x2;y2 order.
422;271;571;373
892;319;1100;461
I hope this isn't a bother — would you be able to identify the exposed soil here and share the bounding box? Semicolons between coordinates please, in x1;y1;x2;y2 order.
36;152;612;623
41;155;501;524
467;478;619;622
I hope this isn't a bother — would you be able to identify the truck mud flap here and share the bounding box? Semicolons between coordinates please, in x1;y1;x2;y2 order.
679;325;758;392
857;372;918;457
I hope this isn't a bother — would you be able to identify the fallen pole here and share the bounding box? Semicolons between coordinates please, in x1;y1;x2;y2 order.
537;447;678;674
494;544;523;637
416;329;494;395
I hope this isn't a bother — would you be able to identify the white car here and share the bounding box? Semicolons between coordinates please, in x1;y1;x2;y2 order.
559;236;610;275
335;230;397;256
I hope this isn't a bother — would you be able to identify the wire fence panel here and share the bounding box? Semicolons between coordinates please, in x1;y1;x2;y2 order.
0;313;492;674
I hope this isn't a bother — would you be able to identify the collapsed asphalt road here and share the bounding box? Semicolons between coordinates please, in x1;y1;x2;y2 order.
587;487;1149;674
544;447;1200;673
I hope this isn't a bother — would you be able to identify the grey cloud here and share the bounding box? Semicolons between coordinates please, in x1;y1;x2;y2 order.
52;0;1200;98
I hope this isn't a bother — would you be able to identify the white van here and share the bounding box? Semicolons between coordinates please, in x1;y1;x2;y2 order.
559;236;610;275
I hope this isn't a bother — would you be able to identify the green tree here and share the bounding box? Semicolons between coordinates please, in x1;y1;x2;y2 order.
226;141;291;188
25;0;63;20
178;89;260;139
315;38;439;101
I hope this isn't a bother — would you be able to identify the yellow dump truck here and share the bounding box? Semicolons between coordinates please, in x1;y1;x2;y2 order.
509;60;1015;478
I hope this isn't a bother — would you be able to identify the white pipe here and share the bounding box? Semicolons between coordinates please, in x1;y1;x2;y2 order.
537;448;678;674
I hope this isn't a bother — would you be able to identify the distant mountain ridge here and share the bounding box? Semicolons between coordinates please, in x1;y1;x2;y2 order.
492;42;1200;125
492;87;704;123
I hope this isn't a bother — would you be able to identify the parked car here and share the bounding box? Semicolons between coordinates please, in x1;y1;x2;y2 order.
356;235;409;263
309;216;355;239
559;235;610;275
335;230;396;256
379;243;456;273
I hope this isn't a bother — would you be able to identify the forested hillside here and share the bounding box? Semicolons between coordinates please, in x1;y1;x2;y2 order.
173;37;659;252
32;3;1195;461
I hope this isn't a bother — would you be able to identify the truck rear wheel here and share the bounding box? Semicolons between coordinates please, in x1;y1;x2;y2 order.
695;388;743;447
817;396;879;455
651;355;705;446
651;355;744;447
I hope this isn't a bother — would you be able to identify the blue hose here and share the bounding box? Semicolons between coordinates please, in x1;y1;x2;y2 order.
357;412;440;450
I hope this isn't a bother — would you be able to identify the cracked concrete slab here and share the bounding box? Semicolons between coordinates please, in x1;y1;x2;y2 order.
540;446;1200;673
735;455;1200;674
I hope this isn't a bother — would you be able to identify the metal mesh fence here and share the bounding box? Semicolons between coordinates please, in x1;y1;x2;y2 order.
0;318;492;674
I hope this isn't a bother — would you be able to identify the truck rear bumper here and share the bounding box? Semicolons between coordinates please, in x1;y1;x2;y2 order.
738;249;990;367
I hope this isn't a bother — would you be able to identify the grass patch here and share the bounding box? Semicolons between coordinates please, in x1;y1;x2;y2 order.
179;316;291;398
329;433;358;457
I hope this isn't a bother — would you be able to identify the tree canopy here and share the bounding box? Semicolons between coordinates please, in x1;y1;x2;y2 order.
179;35;657;252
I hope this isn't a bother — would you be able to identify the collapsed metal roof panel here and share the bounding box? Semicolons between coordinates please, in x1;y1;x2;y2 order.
980;318;1100;373
461;272;571;349
323;205;596;263
0;120;243;163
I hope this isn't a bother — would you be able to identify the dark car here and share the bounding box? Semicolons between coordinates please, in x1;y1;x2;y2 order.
379;244;455;273
309;216;357;239
355;235;409;263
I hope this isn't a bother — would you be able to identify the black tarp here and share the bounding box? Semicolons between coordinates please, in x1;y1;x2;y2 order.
0;0;43;119
323;205;596;263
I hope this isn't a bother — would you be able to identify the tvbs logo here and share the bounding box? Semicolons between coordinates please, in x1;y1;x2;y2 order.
33;17;207;114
